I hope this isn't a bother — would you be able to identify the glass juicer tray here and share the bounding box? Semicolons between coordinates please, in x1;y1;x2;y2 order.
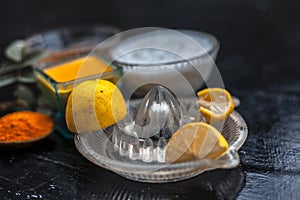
74;85;248;183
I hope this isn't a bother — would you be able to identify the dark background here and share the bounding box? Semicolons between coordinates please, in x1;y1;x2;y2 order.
1;0;300;90
0;0;300;199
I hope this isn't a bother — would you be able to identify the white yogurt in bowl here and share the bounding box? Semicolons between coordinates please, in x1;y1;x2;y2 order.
110;29;219;97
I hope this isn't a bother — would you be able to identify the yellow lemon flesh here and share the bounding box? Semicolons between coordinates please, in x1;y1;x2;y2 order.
197;88;234;123
65;80;126;133
165;122;229;163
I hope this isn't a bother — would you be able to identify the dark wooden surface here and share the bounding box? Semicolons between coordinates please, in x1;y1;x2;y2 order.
0;0;300;199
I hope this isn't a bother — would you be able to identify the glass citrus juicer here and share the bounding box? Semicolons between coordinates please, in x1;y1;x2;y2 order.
68;28;247;182
28;27;247;182
74;84;247;183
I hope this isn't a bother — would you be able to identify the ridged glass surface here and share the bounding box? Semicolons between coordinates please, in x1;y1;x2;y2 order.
112;85;200;163
75;98;248;183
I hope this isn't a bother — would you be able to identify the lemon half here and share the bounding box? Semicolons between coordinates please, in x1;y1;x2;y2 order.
165;122;229;163
65;80;126;133
197;88;234;123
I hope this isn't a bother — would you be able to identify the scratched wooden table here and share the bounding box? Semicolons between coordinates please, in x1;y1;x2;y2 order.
0;0;300;199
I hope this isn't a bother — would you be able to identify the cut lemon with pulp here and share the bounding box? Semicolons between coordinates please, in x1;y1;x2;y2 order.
165;122;228;163
197;88;234;123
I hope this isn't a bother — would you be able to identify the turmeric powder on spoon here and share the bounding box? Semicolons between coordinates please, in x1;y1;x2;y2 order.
0;111;54;143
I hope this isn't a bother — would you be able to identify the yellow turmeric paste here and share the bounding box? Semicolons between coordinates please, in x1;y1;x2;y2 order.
44;56;113;82
36;56;119;110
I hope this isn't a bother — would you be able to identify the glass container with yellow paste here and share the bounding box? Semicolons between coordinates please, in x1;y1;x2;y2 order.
34;55;122;138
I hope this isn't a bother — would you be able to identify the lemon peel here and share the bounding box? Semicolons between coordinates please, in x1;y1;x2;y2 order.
65;80;126;133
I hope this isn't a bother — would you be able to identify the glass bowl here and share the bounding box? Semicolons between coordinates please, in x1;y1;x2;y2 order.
34;55;122;112
109;29;219;97
3;25;121;116
25;25;121;138
26;25;120;55
74;98;248;183
5;25;120;63
30;25;121;110
33;55;122;138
